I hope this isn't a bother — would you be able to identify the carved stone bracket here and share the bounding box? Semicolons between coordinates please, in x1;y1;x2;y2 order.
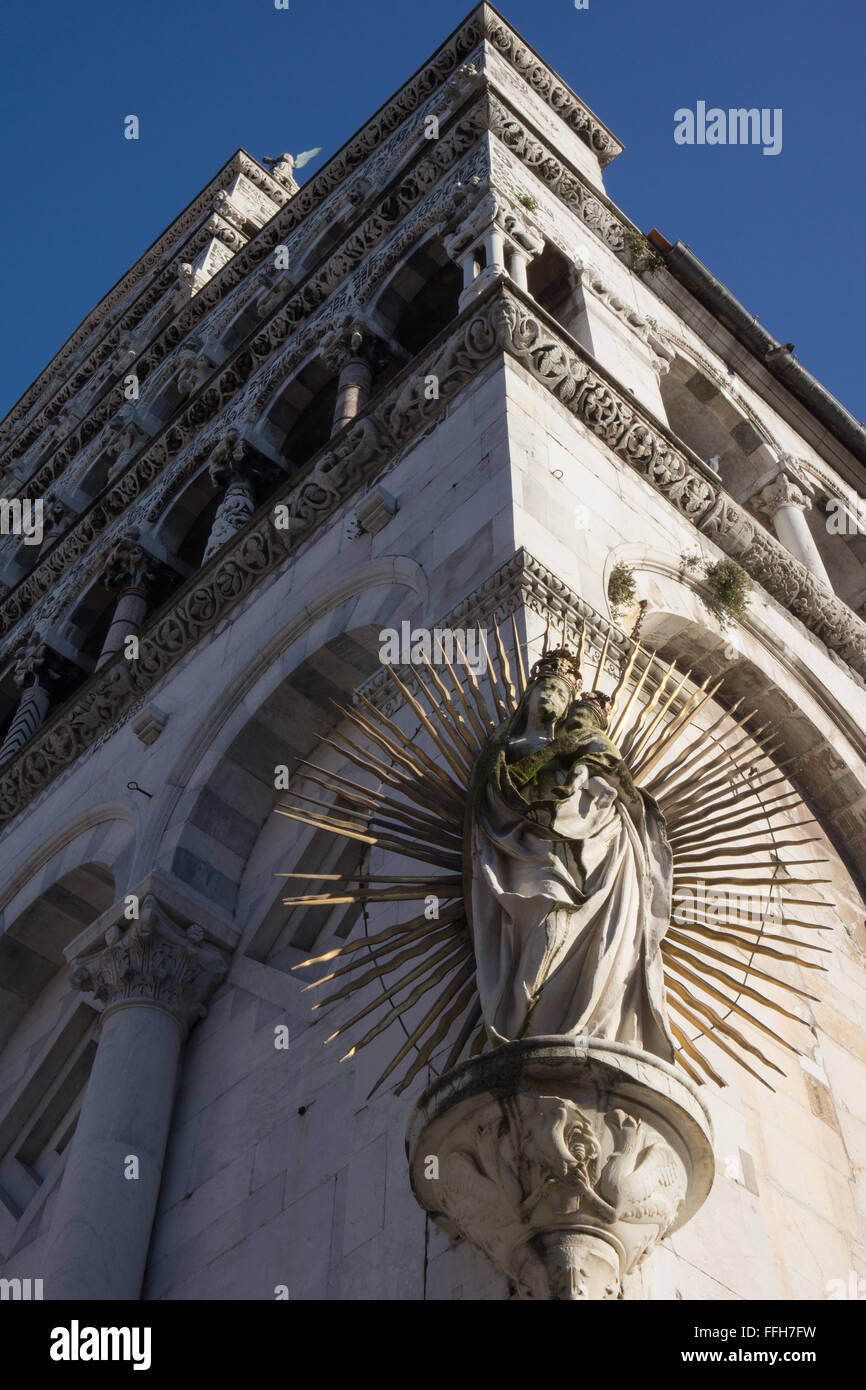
68;893;229;1035
407;1038;714;1300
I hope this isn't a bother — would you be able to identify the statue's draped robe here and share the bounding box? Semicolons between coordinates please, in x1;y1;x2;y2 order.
466;704;675;1060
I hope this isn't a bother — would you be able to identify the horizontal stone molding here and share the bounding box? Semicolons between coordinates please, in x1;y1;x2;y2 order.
2;283;864;831
0;296;503;827
489;287;866;682
357;545;634;717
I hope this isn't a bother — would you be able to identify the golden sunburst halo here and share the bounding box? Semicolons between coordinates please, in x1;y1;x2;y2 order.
278;616;829;1096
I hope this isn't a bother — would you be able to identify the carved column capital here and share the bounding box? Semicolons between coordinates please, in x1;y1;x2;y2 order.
11;631;50;689
100;532;160;592
68;893;229;1034
207;428;250;488
320;318;379;375
754;471;811;519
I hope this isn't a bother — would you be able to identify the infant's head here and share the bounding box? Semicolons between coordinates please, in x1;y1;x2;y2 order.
565;692;613;731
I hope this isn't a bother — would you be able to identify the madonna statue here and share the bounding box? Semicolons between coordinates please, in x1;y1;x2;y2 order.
465;647;676;1061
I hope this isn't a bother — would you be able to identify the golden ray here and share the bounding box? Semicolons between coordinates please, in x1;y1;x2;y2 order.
667;994;775;1089
368;961;477;1095
291;904;466;970
453;634;498;735
607;640;642;724
668;1019;727;1086
394;978;479;1095
335;948;473;1058
590;630;612;692
607;647;657;744
664;977;786;1074
414;658;478;766
510;615;528;694
309;926;466;1008
492;617;519;713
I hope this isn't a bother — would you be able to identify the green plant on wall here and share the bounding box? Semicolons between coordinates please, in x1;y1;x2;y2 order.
517;193;539;213
623;228;665;277
608;562;638;614
681;551;752;628
705;559;752;625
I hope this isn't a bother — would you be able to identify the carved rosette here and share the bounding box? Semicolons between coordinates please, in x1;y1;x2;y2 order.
407;1038;714;1300
68;894;229;1035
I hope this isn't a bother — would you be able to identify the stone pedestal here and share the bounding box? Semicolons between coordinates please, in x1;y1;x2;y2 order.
407;1037;714;1300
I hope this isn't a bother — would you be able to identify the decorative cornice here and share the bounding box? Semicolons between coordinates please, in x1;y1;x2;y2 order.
489;287;866;678
1;6;622;464
1;66;627;519
0;153;286;444
480;6;622;167
571;259;674;375
357;546;633;717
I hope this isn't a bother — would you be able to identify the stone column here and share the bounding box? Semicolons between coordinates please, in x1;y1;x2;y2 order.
755;471;833;589
45;895;228;1301
445;188;543;311
332;355;374;436
202;430;257;562
97;535;159;668
0;633;53;765
509;247;530;291
325;327;375;437
484;224;507;275
457;247;479;293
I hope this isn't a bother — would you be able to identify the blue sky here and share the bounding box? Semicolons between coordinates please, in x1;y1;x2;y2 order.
1;0;863;424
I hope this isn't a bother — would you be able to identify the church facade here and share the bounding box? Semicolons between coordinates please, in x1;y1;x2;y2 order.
1;3;865;1300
